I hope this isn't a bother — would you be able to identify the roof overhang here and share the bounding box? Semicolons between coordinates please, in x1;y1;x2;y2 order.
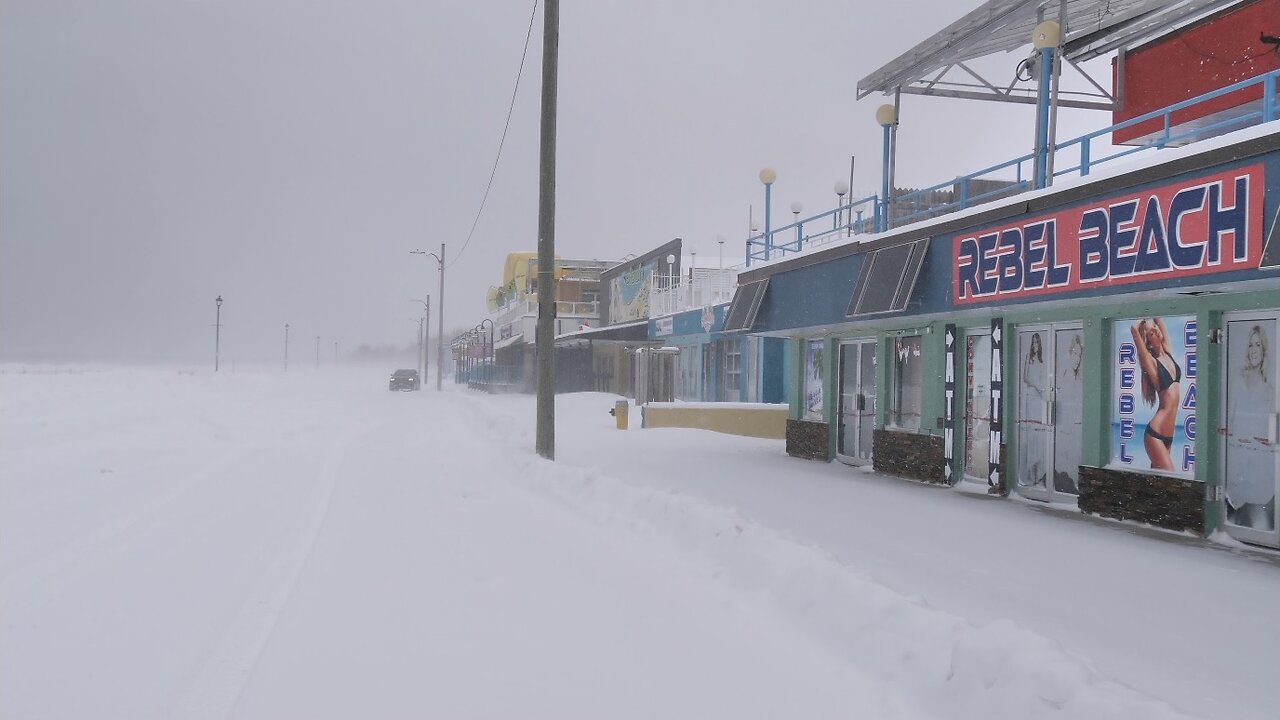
553;319;652;347
857;0;1247;109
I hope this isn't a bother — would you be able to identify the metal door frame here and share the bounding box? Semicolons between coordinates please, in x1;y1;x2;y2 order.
836;339;878;466
1220;310;1280;548
960;327;993;485
1014;322;1083;503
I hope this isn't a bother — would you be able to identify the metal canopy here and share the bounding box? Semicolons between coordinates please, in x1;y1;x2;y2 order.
857;0;1248;108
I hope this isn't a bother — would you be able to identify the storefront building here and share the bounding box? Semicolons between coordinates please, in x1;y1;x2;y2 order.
649;303;787;404
735;129;1280;547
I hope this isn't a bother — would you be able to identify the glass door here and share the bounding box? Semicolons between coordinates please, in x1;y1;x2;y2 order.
1222;314;1279;548
1052;327;1085;495
838;340;877;464
962;331;993;484
1015;324;1083;502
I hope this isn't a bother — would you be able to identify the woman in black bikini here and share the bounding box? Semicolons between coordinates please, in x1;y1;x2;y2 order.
1131;317;1180;471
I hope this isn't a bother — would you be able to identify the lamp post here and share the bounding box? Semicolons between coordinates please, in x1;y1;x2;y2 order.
717;235;725;270
759;167;776;261
284;323;289;373
876;103;897;232
834;180;849;232
411;245;446;391
411;298;430;379
1032;21;1060;190
315;335;320;369
790;201;803;252
478;318;494;388
213;293;224;368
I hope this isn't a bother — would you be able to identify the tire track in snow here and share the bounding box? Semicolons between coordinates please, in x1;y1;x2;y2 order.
163;416;365;720
1;443;267;603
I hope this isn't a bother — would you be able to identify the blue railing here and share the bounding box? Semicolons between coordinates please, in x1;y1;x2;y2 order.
1055;69;1279;177
744;68;1279;267
746;194;879;264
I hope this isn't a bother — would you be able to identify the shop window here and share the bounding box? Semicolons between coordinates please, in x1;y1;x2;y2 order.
803;340;825;421
723;341;742;402
677;346;699;401
890;335;923;430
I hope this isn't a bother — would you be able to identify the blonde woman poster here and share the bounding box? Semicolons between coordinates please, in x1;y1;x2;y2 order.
1225;321;1277;532
1112;316;1195;477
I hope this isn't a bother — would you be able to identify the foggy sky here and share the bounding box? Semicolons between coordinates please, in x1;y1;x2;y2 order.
0;1;1113;364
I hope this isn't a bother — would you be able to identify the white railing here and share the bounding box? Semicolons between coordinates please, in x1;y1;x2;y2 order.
492;296;600;328
650;268;737;317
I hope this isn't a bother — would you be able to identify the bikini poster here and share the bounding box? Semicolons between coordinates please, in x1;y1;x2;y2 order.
1112;315;1196;477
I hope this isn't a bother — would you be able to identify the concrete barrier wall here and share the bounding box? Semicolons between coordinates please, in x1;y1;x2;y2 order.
641;402;788;439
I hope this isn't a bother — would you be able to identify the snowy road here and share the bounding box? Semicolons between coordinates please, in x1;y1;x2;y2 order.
2;367;1272;719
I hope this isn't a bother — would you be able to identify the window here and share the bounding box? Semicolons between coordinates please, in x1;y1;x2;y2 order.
722;279;769;332
889;335;923;430
846;239;928;316
722;340;742;402
803;340;824;421
677;345;699;401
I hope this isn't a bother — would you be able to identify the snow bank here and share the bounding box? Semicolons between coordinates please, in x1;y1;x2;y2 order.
459;392;1196;720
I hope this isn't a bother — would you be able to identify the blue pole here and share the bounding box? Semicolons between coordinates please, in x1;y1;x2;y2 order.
763;181;773;261
1035;46;1052;189
880;123;891;232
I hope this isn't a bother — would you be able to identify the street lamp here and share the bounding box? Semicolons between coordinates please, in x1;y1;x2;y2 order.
876;103;898;232
410;297;430;379
411;245;446;391
214;295;223;372
717;235;725;270
315;335;320;369
834;180;849;233
477;318;494;388
759;167;776;261
284;323;289;373
790;201;803;252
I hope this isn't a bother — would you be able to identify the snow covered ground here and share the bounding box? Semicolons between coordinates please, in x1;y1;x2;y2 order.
2;366;1276;719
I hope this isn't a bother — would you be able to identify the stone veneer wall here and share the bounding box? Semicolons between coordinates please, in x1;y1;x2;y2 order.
1078;466;1204;534
873;430;945;483
786;419;830;461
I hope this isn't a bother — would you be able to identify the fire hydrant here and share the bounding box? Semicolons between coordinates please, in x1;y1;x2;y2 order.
608;399;628;430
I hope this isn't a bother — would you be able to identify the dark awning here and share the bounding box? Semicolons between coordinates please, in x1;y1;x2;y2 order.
721;278;770;332
846;239;929;316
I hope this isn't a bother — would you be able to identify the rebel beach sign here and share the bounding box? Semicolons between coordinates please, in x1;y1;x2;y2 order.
953;164;1264;305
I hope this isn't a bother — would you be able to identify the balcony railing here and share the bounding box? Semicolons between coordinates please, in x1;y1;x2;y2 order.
650;269;737;317
745;68;1280;266
492;295;600;326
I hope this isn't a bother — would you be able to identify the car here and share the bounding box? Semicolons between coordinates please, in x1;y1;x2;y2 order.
389;369;420;391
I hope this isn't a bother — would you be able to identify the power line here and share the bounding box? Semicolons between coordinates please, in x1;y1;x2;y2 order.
448;0;540;269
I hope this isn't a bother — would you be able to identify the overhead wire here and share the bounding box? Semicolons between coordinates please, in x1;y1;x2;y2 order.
447;0;540;269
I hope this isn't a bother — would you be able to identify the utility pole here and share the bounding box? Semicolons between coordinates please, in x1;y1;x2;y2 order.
436;243;444;391
411;245;446;391
284;323;290;372
214;295;223;372
535;0;559;460
315;335;320;368
334;340;338;363
424;295;431;380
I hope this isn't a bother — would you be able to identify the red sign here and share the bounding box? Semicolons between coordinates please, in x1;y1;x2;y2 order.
952;164;1264;306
